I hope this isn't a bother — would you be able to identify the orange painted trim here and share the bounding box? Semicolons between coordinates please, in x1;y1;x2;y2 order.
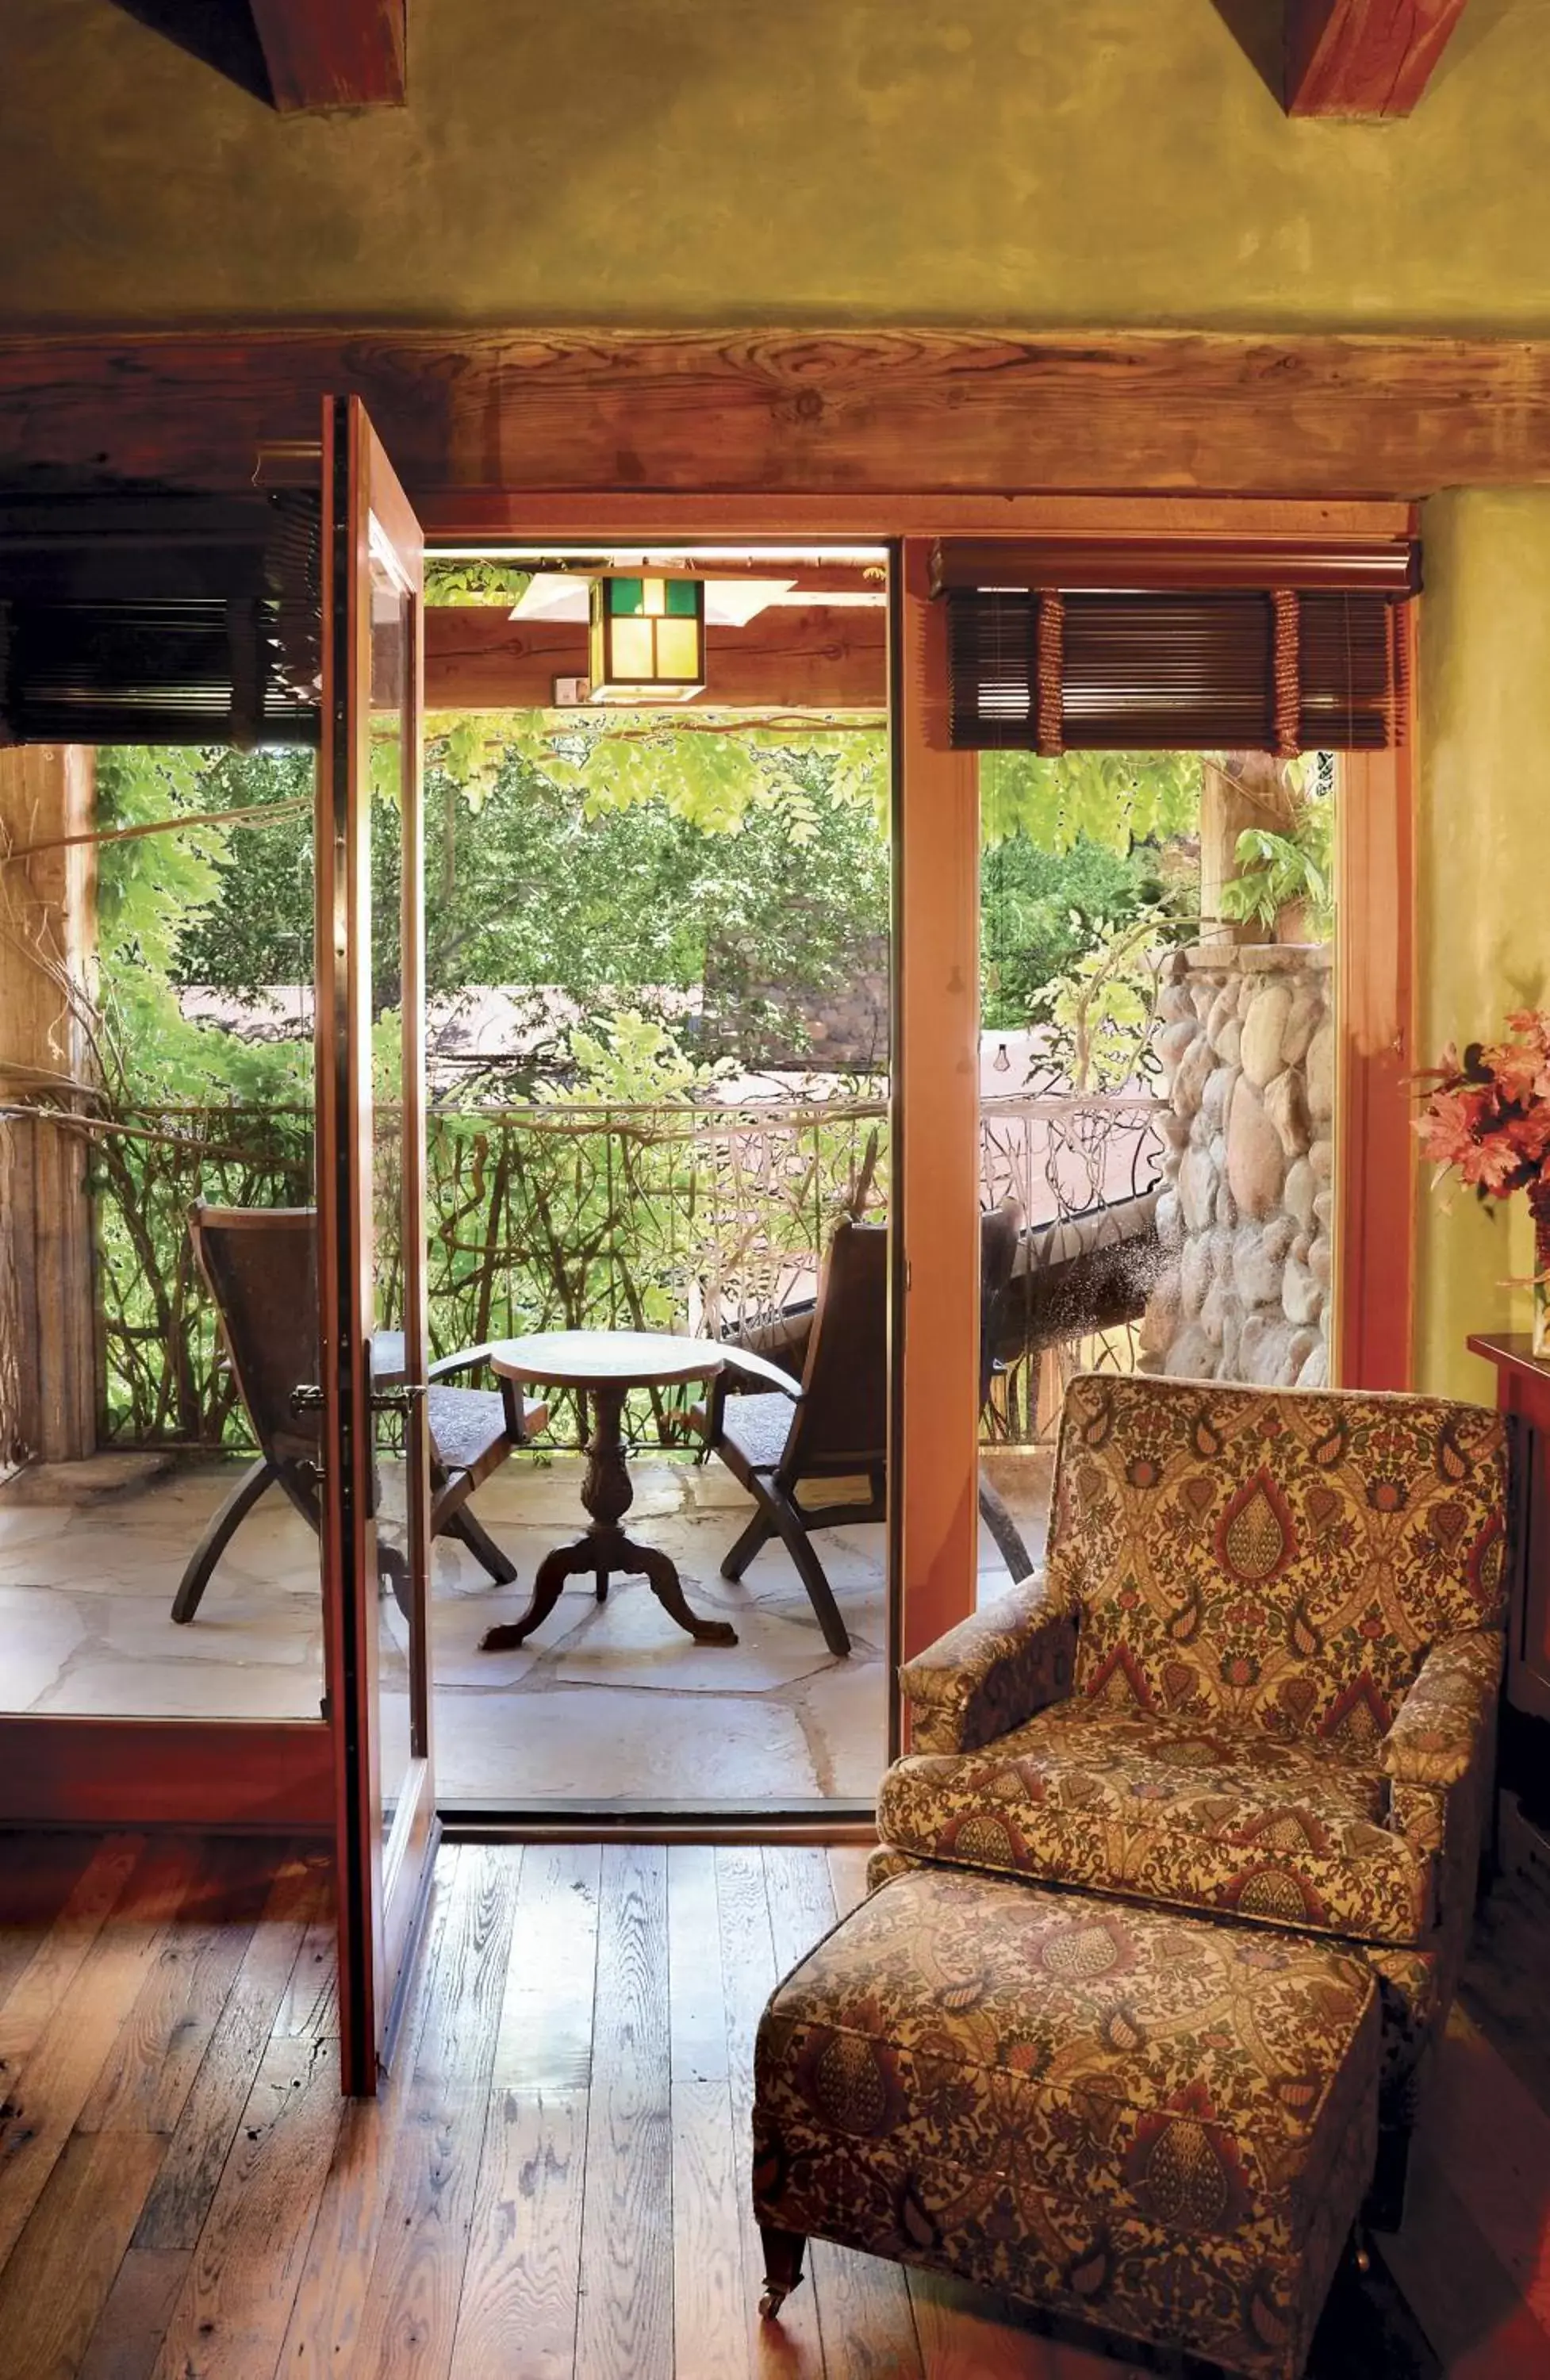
895;539;982;1672
0;1717;333;1830
1335;685;1417;1388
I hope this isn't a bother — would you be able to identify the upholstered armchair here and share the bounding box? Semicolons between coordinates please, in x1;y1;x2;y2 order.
873;1372;1510;2223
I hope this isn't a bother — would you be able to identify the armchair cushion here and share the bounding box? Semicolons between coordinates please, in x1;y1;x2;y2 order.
1049;1375;1507;1752
877;1700;1435;1947
897;1573;1077;1754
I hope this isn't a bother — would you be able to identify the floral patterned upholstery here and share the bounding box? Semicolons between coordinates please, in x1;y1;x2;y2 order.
1049;1375;1506;1744
878;1701;1432;1945
754;1866;1379;2380
881;1373;1509;2211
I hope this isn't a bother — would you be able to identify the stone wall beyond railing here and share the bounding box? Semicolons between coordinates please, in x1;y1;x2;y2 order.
1140;945;1333;1390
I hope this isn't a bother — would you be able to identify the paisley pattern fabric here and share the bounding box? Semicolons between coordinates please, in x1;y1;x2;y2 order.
754;1868;1379;2380
878;1700;1432;1946
898;1573;1076;1755
1049;1375;1507;1748
1380;1628;1504;1789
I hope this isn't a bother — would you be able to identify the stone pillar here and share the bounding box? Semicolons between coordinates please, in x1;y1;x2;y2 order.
1141;943;1333;1388
0;746;98;1464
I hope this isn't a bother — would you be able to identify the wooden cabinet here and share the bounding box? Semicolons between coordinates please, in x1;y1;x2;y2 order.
1468;1334;1550;1817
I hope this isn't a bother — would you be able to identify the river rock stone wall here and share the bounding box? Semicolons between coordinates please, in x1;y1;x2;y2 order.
1140;944;1334;1390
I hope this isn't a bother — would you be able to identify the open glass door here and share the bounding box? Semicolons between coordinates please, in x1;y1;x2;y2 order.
317;395;436;2093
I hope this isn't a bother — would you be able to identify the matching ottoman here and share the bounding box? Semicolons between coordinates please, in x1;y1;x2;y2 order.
752;1868;1379;2380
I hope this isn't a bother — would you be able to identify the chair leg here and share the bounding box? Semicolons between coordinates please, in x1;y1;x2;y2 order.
440;1499;519;1588
171;1457;275;1623
978;1471;1033;1580
762;1485;851;1659
758;2224;807;2320
720;1504;775;1582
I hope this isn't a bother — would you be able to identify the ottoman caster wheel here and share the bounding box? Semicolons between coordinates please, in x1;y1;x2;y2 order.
758;2286;788;2320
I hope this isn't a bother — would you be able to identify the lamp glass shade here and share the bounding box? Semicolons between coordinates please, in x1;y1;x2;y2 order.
588;574;706;701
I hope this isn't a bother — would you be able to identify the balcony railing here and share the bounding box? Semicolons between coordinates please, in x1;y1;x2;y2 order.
87;1089;1163;1453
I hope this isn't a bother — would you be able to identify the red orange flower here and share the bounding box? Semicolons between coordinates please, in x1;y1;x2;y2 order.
1418;1011;1550;1207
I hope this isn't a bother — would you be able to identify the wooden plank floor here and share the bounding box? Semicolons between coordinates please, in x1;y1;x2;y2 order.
1;1831;1548;2378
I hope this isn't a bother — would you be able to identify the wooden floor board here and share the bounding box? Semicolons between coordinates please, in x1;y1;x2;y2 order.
77;1839;279;2136
492;1841;597;2093
450;2084;587;2380
274;1848;466;2378
0;1833;142;2055
342;1844;523;2380
0;1835;207;2267
2;1829;1550;2379
0;2125;166;2380
151;2032;343;2380
79;2244;191;2380
577;1842;674;2380
716;1846;828;2378
132;1850;328;2256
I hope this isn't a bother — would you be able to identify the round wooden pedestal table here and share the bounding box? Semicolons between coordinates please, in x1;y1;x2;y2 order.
478;1329;737;1652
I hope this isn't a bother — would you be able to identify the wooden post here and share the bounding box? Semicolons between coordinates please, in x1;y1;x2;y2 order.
0;745;98;1464
1199;753;1295;944
894;542;981;1667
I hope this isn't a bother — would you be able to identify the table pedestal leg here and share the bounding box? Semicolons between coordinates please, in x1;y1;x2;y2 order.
481;1384;738;1651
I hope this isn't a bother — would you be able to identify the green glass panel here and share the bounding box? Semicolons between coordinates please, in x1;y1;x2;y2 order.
666;578;700;616
608;576;645;616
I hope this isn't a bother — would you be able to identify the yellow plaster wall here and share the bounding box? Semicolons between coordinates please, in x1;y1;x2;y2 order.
1414;490;1550;1400
0;0;1547;331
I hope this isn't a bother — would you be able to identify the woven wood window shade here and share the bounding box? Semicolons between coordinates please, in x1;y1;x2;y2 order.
935;538;1417;754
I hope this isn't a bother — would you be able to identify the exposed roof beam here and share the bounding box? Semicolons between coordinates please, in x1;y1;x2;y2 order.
425;605;886;713
1285;0;1469;117
247;0;405;112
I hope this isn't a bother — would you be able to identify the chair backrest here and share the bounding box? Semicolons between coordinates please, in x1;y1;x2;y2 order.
785;1219;890;1476
188;1202;319;1464
1045;1370;1510;1757
781;1202;1028;1478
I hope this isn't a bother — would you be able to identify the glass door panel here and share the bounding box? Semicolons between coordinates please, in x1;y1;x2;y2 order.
317;395;435;2094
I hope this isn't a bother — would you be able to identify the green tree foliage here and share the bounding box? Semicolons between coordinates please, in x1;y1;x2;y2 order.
980;834;1163;1033
1218;765;1335;938
980;750;1201;857
94;747;309;1107
172;731;891;1069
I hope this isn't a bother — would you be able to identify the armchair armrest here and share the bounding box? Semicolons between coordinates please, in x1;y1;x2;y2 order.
1380;1630;1503;1791
428;1342;495;1383
425;1345;548;1444
898;1571;1078;1754
700;1343;804;1442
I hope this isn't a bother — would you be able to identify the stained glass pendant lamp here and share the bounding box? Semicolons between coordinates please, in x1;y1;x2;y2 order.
588;574;707;701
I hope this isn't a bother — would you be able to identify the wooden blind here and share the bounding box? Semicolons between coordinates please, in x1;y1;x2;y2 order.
936;538;1416;754
0;492;321;747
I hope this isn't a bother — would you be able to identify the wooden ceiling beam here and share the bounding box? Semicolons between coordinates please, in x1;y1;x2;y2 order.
247;0;406;112
0;328;1544;502
424;604;886;712
1285;0;1470;117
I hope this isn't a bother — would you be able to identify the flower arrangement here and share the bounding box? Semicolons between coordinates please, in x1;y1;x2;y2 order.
1418;1008;1550;1353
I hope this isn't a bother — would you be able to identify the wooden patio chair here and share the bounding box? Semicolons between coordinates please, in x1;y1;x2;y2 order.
171;1202;547;1623
693;1201;1033;1656
695;1218;889;1660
